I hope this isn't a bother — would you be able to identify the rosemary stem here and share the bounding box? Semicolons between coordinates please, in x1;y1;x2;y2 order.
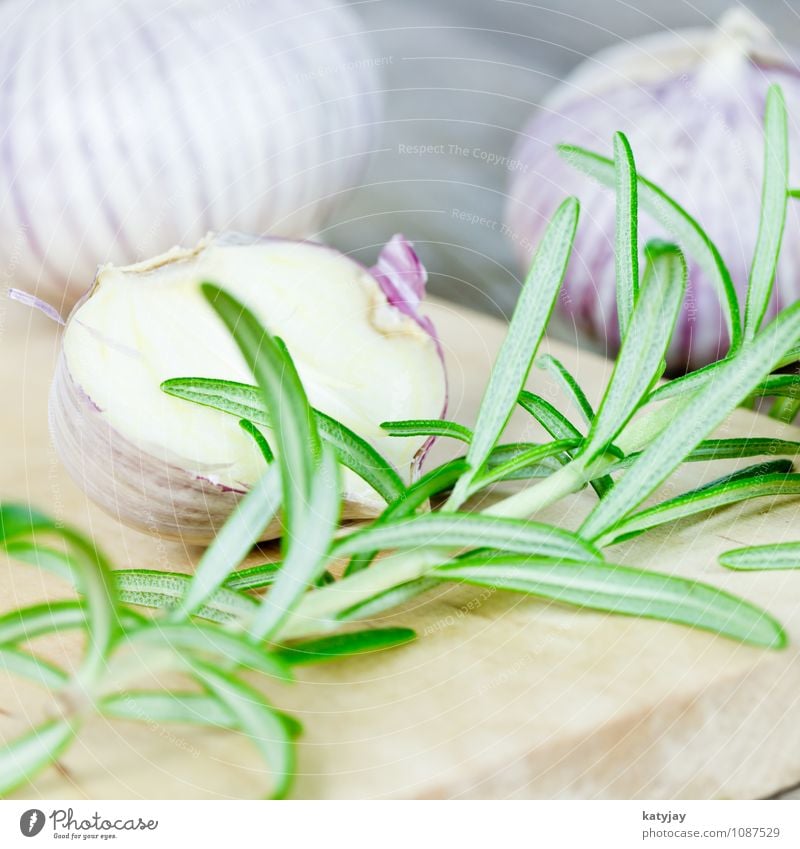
614;396;685;454
480;459;590;520
89;645;184;701
278;396;703;639
283;460;597;638
278;549;442;639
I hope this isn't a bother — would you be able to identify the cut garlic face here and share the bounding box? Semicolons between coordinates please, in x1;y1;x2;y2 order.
50;234;447;543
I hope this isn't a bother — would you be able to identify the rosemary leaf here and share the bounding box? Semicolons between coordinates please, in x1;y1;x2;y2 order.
383;459;470;516
0;646;68;689
446;197;579;509
100;691;237;728
431;554;785;648
0;719;77;797
332;512;602;563
248;445;340;641
225;563;335;593
189;660;294;800
0;504;55;542
471;439;580;493
275;627;416;665
225;562;282;592
749;374;800;399
596;467;800;548
1;541;74;582
161;377;264;419
123;622;293;681
315;409;404;502
171;464;281;620
115;570;257;623
720;542;800;571
0;600;142;646
343;459;470;577
681;438;800;463
239;418;274;463
612;437;800;470
200;284;319;536
0;601;88;644
99;691;303;739
536;354;595;426
483;443;564;481
581;241;686;463
647;359;729;403
381;419;473;443
613;131;640;334
745;85;789;340
518;391;585;441
337;579;439;623
2;524;119;691
679;459;792;490
768;396;800;424
558;143;742;353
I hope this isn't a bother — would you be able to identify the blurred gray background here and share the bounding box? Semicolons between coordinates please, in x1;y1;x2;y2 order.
329;0;800;320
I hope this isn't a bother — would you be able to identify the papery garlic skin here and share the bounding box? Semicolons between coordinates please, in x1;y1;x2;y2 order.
50;234;447;543
0;0;381;314
505;8;800;371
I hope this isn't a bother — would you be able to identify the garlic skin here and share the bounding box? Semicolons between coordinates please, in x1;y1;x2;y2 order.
0;0;381;314
50;234;447;543
505;8;800;371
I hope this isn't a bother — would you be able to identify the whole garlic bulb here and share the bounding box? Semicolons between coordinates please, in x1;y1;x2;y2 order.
49;234;447;543
505;8;800;371
0;0;381;314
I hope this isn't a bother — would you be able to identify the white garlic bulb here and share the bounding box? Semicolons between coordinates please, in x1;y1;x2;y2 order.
0;0;382;313
49;234;447;543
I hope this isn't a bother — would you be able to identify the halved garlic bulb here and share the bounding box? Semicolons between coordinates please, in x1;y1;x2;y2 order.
50;234;447;543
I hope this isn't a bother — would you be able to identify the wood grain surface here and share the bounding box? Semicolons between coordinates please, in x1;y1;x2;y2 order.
1;298;800;799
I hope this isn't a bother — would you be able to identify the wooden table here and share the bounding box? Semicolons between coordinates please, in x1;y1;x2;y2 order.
2;298;800;799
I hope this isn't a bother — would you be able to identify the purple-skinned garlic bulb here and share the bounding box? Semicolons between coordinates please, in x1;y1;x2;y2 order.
505;8;800;372
0;0;382;315
47;233;447;544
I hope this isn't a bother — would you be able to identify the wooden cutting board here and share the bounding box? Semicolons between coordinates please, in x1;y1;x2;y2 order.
2;297;800;800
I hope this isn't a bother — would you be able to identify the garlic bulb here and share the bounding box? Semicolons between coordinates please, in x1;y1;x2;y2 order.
50;234;447;543
505;8;800;371
0;0;381;314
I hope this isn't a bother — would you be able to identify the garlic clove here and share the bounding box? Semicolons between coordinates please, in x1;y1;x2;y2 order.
50;234;447;544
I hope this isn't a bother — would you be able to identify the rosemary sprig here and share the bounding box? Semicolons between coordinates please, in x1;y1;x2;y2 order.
1;83;798;799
